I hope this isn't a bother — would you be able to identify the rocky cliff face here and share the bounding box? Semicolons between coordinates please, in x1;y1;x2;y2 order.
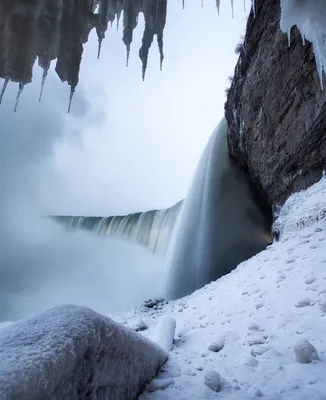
225;0;326;209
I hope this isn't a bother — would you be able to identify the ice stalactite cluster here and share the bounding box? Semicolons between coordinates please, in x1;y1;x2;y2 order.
280;0;326;88
0;0;168;111
0;0;324;111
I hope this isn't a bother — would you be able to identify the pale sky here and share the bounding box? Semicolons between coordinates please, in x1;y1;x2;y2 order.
1;0;250;217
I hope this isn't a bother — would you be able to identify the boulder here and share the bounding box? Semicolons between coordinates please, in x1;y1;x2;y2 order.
0;305;168;400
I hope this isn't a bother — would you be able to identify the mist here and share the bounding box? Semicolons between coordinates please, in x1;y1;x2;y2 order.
0;70;165;321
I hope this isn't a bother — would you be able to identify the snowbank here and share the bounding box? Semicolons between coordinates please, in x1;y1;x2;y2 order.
0;305;168;400
115;177;326;399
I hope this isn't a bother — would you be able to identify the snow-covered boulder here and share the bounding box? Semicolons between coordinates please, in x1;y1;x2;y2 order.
0;305;168;400
204;370;221;392
294;339;319;364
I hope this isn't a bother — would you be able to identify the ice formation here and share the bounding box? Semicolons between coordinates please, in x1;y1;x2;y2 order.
0;0;324;109
154;316;176;351
280;0;326;88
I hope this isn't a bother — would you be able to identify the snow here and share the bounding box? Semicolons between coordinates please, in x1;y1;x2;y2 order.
280;0;326;88
109;176;326;399
0;305;168;399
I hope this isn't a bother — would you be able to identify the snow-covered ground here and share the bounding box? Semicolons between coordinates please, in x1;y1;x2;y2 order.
112;176;326;400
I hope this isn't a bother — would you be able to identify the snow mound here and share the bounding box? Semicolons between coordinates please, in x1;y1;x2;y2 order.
0;305;168;400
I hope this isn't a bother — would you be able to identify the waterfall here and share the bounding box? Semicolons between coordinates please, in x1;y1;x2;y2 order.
166;118;272;299
53;200;183;256
53;119;272;301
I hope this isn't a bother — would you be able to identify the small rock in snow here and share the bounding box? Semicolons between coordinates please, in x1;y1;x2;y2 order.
255;389;263;397
204;370;221;392
245;356;259;367
305;276;316;285
295;298;313;307
248;323;263;331
251;346;269;356
208;338;224;352
247;336;267;346
319;301;326;313
131;318;148;332
142;297;167;309
146;378;174;392
294;339;319;363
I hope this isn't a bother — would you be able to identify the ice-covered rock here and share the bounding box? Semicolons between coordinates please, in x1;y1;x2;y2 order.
0;305;168;399
294;339;319;364
155;316;176;352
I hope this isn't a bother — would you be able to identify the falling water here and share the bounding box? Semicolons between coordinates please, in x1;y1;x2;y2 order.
166;119;272;299
53;200;183;257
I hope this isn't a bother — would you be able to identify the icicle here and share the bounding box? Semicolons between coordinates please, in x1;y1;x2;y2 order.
68;85;76;113
252;0;255;17
287;27;291;47
39;68;49;102
0;77;9;104
215;0;220;15
301;33;305;46
142;65;146;81
201;0;203;7
319;62;324;91
182;0;185;9
244;0;246;12
157;34;164;71
14;82;24;112
126;45;130;67
97;38;103;59
230;0;234;17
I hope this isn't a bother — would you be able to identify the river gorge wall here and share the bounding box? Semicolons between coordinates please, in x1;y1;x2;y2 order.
225;0;326;210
